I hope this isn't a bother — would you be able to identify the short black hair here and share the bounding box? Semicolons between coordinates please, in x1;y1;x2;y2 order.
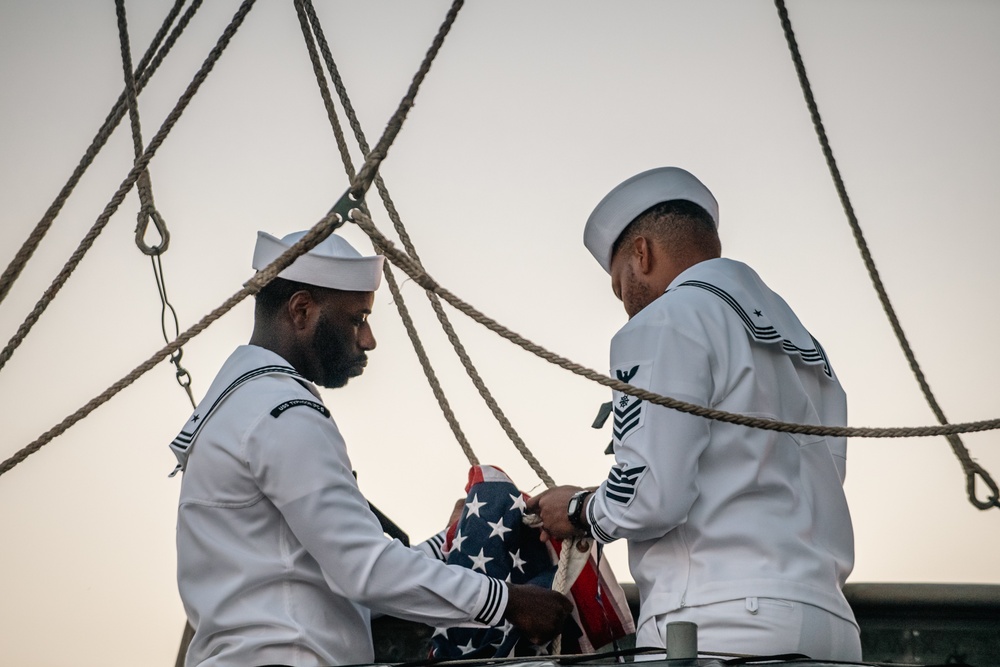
254;277;314;316
612;199;719;261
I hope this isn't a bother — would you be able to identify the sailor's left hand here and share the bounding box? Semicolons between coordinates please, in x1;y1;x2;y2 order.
525;485;583;541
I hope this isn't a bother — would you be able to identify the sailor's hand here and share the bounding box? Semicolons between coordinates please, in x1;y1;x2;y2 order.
524;485;583;541
503;583;572;645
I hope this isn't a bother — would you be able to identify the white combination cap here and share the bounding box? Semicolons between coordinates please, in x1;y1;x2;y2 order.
252;230;384;292
583;166;720;273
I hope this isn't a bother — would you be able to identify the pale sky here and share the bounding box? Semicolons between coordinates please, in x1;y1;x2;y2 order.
1;2;999;666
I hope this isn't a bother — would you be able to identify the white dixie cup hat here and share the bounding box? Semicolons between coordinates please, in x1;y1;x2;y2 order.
252;230;385;291
583;166;720;274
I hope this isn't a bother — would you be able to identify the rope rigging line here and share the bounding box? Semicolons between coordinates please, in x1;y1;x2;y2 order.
379;257;481;467
348;0;465;202
0;203;349;478
773;0;999;510
1;0;467;478
116;0;168;256
293;6;573;651
348;209;1000;441
0;0;256;376
294;0;555;487
3;0;993;535
115;0;196;409
0;0;203;306
291;0;478;468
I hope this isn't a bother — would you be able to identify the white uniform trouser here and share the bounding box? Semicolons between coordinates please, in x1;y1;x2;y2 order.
636;597;862;662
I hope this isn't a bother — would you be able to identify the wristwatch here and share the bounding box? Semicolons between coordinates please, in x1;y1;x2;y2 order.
567;489;592;537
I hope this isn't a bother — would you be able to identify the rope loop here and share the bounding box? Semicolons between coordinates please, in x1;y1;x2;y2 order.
136;206;170;255
0;0;197;306
967;463;1000;510
774;0;998;512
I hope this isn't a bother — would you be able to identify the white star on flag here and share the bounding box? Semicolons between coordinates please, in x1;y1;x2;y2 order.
458;639;477;655
468;547;493;572
509;548;527;573
466;493;487;518
451;529;467;553
509;493;526;512
487;517;512;540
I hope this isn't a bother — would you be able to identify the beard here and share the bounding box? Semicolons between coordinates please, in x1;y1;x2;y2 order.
310;312;368;389
623;262;659;318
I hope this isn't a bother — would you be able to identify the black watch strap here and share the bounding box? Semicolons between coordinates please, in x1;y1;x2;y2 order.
567;489;593;536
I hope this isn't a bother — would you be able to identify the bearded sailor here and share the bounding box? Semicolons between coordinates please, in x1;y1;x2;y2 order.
170;229;570;667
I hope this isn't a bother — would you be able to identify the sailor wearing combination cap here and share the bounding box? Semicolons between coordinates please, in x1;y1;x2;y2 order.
527;168;862;661
170;230;570;667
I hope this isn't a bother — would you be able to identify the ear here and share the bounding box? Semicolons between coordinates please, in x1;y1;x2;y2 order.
633;236;654;275
286;289;317;331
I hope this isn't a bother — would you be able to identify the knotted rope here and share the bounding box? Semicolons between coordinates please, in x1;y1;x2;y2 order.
115;0;195;411
0;0;462;476
294;0;556;486
0;203;350;478
291;4;576;651
350;209;1000;440
0;0;253;375
0;0;202;306
292;0;479;467
774;0;998;510
116;0;170;258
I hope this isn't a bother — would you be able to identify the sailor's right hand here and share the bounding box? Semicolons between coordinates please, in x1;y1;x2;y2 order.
503;583;572;645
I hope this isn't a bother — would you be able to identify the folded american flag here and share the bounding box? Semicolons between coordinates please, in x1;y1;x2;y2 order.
428;465;634;658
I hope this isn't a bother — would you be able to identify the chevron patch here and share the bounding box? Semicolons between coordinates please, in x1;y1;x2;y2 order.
613;394;643;442
610;362;649;446
605;463;648;506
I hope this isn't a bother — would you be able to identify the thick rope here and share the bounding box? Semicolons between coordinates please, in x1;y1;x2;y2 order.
0;211;346;478
116;0;166;252
350;0;465;201
0;0;255;375
520;512;588;654
1;0;464;476
381;260;480;467
0;0;200;305
116;0;194;412
292;0;478;465
774;0;998;510
297;0;555;488
351;210;1000;440
293;6;570;650
291;0;356;191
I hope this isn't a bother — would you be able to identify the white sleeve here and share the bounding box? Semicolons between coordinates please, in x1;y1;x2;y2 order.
414;529;449;561
588;315;714;544
244;405;507;626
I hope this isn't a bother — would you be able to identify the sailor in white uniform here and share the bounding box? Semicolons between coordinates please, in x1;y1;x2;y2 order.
527;168;862;661
170;230;570;667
